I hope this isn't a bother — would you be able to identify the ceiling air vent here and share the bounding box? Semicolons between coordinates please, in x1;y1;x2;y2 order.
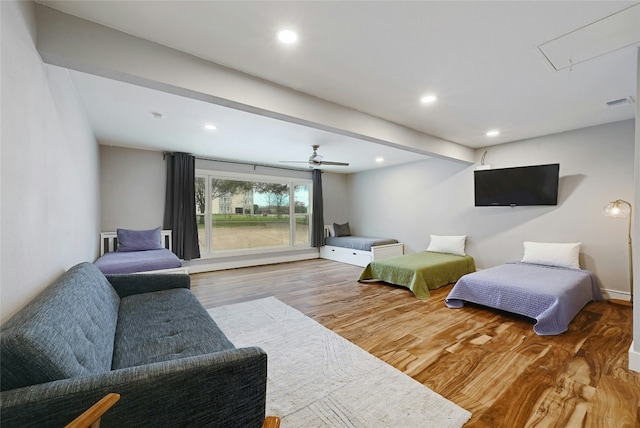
605;97;635;109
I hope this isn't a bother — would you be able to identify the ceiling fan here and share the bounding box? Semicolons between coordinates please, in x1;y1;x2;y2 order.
281;145;350;168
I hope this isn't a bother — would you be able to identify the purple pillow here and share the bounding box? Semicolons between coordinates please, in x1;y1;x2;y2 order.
116;227;163;252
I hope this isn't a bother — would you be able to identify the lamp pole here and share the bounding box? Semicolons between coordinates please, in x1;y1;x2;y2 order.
624;201;633;304
604;199;633;305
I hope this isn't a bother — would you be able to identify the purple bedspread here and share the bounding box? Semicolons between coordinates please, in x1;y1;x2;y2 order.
94;249;182;274
445;262;603;335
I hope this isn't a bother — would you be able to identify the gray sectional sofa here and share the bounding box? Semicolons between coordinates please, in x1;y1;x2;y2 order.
0;262;267;427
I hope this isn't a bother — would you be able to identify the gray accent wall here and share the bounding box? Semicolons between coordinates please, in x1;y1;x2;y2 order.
99;145;349;237
321;172;350;228
346;120;635;296
100;145;166;231
1;1;100;323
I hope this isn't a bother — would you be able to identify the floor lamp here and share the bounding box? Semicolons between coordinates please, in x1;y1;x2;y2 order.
603;199;633;305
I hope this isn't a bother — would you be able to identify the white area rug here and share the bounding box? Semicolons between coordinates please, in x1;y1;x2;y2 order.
208;297;471;427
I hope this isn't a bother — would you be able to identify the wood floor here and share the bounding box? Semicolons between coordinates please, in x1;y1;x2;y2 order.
190;259;640;428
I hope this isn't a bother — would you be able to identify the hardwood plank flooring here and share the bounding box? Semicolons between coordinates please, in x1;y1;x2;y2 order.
190;259;640;427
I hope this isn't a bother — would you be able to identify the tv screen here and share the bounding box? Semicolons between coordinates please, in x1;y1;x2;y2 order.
474;163;559;206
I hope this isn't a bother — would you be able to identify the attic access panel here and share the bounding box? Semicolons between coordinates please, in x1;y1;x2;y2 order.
537;4;640;71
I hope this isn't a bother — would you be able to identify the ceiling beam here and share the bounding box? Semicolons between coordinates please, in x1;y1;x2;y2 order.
35;4;474;164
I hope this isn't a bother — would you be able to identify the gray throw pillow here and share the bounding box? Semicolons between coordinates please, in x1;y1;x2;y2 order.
333;222;351;237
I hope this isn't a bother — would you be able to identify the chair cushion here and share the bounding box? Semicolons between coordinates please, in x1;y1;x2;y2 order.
112;288;234;369
1;263;120;391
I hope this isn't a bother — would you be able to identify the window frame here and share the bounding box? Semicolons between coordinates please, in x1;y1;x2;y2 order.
195;169;313;258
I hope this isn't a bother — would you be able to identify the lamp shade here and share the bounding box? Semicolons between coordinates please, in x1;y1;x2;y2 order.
603;199;631;218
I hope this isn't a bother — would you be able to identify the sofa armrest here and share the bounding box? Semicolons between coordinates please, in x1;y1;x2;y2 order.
105;273;190;297
1;347;267;428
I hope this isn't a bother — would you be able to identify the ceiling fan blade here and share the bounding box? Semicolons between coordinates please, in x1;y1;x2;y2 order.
319;161;350;166
280;145;348;167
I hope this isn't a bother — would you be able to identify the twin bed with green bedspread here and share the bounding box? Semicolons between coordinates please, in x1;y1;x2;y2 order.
358;251;476;299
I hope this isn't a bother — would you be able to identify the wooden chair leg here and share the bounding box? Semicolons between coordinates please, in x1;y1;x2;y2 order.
263;415;281;428
65;393;120;428
66;393;278;428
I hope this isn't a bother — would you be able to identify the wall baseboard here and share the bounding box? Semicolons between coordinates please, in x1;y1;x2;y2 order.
186;252;319;274
630;341;640;373
600;288;631;302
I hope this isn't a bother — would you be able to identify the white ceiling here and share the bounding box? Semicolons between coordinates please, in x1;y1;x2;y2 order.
39;1;639;174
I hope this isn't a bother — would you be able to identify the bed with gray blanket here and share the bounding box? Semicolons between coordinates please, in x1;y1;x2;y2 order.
445;262;603;335
324;235;399;251
320;223;404;267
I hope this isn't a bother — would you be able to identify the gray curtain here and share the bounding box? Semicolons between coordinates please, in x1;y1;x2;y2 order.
163;153;201;260
311;169;325;247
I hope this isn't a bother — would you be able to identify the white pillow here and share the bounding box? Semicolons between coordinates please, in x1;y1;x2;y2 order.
427;235;466;256
325;225;335;237
521;241;581;269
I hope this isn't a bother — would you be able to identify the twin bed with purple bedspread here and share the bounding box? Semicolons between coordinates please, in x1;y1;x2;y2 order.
94;248;182;274
94;227;184;274
445;262;603;335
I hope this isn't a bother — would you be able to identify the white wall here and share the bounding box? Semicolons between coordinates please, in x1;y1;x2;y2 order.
0;1;100;324
100;145;166;231
348;120;635;296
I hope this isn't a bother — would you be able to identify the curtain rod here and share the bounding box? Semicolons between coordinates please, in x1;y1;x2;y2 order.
163;151;319;173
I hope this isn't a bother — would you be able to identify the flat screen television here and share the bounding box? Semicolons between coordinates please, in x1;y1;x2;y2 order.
474;163;559;206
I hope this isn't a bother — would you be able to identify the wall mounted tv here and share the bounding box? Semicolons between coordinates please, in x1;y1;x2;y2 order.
474;163;559;207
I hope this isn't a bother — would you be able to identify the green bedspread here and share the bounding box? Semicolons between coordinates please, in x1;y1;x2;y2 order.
358;251;476;299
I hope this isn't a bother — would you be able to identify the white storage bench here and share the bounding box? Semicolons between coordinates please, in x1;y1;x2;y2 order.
320;242;404;267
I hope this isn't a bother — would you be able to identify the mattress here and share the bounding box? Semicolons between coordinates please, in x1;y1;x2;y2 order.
325;236;398;252
94;248;183;274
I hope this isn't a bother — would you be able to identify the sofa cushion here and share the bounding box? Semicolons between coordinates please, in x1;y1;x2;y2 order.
0;263;120;391
112;288;234;369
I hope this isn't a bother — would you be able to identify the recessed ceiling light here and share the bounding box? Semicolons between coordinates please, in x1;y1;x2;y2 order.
420;95;437;104
277;29;298;44
204;124;217;130
486;130;500;137
375;157;384;163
